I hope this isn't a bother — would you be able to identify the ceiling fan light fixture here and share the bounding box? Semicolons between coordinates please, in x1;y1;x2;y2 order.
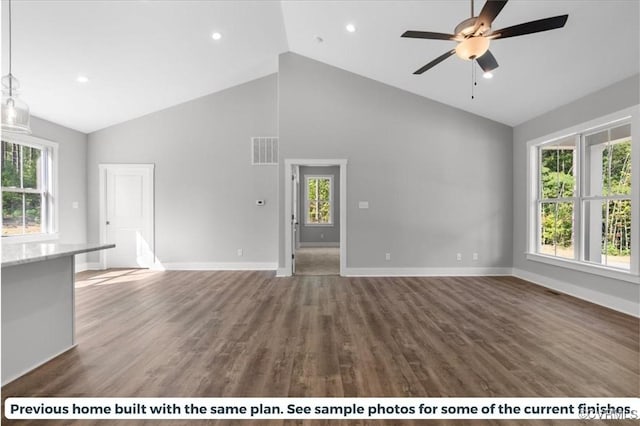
455;36;490;60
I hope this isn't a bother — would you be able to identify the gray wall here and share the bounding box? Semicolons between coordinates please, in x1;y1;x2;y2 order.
513;74;640;306
298;165;340;244
278;52;513;270
29;117;88;264
87;74;278;265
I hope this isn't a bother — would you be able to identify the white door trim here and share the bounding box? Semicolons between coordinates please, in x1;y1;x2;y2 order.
98;163;155;269
284;159;347;276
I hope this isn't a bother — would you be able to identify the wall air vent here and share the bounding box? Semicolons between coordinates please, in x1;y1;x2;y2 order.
251;137;278;165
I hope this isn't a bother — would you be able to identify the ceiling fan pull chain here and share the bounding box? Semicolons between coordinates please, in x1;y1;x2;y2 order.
471;61;475;100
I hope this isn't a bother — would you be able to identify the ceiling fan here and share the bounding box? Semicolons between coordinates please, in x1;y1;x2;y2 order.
401;0;568;75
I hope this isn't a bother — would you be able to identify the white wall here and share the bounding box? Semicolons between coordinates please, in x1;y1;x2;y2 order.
278;53;514;273
513;74;640;315
86;75;278;268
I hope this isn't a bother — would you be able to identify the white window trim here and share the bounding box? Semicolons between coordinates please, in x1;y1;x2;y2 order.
526;105;639;281
304;175;334;226
1;133;59;243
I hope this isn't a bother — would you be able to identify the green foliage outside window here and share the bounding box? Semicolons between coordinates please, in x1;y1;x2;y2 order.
307;177;331;224
540;140;631;256
2;141;43;235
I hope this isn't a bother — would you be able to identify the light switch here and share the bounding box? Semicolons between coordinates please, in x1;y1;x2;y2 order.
72;201;79;209
358;201;369;209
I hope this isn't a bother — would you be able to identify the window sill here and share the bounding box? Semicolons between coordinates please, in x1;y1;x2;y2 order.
2;233;60;244
303;223;334;227
525;252;639;284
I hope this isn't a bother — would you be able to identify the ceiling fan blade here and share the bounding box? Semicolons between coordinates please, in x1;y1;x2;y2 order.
413;50;456;74
475;1;509;31
401;30;456;40
491;15;569;39
476;50;499;72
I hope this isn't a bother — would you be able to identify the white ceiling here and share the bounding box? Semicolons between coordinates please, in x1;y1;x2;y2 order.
2;0;639;133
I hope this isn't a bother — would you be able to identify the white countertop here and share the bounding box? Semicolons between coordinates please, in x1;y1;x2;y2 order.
1;242;115;267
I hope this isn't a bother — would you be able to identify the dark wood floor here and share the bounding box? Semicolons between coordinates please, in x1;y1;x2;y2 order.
2;270;638;426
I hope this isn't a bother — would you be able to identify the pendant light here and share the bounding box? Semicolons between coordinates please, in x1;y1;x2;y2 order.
2;0;31;134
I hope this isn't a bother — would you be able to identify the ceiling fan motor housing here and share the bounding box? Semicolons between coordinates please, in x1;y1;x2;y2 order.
454;17;487;37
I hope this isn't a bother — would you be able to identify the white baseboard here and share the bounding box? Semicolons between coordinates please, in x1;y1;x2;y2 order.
276;267;290;277
299;242;340;248
160;262;277;271
343;267;512;277
513;268;639;317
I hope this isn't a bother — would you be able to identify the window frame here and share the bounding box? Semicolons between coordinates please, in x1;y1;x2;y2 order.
304;175;334;226
1;133;59;242
526;106;639;282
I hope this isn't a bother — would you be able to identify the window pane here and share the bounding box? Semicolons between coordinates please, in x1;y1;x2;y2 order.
2;192;23;235
308;179;317;201
602;140;631;196
606;199;631;269
319;201;330;223
539;201;574;259
308;201;318;224
22;146;41;189
25;193;42;234
1;141;21;187
584;199;631;270
318;178;330;201
585;124;632;197
540;140;575;198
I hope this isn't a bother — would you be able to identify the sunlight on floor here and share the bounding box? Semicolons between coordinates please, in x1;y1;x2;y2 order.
75;269;161;288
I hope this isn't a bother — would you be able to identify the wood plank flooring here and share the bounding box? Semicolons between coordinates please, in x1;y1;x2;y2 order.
2;270;638;426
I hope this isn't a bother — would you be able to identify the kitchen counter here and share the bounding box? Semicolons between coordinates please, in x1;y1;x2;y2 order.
1;241;115;385
2;242;115;267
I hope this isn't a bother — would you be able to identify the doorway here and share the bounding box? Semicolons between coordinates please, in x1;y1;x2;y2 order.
98;164;155;269
284;159;347;276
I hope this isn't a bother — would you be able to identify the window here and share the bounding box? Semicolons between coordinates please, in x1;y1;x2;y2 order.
2;136;57;238
305;175;333;225
529;116;635;275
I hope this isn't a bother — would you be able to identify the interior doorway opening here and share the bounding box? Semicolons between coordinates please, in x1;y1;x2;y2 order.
284;159;347;276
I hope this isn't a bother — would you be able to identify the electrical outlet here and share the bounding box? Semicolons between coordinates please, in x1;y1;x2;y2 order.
473;253;479;261
456;253;462;261
385;253;391;261
320;233;324;239
237;248;243;257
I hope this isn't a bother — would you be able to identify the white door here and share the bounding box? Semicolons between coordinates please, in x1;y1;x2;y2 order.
291;167;299;274
100;164;154;268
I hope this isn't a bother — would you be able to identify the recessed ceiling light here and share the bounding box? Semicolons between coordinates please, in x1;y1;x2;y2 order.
345;23;356;33
211;32;222;41
483;72;493;79
76;75;89;83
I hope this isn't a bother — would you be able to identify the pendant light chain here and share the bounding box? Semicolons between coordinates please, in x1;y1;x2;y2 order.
2;0;32;134
8;0;13;96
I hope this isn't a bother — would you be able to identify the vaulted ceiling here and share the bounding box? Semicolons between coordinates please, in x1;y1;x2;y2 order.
2;0;638;133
